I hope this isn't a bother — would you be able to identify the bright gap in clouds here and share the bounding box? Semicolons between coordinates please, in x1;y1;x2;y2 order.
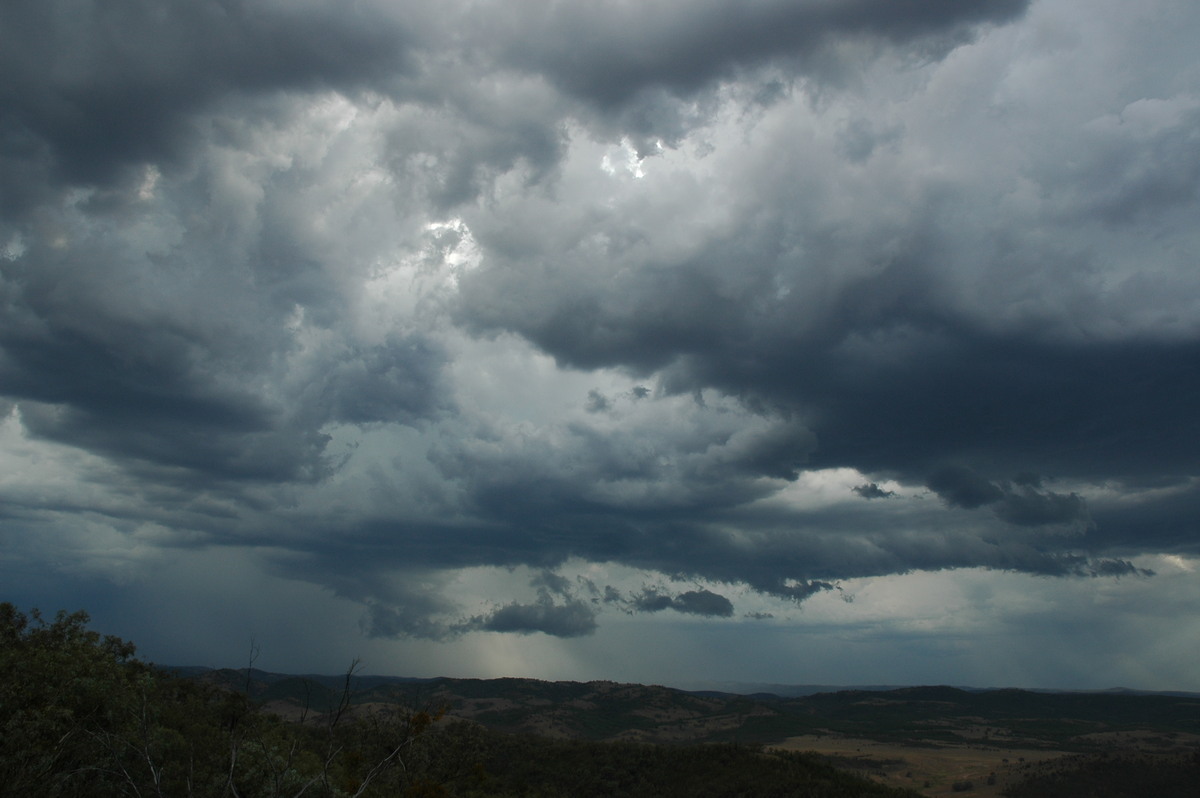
600;138;660;178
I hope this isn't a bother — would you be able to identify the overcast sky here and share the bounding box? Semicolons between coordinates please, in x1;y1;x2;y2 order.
3;0;1199;691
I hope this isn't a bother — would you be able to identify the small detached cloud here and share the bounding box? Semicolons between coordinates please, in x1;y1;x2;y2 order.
585;389;611;414
853;482;896;499
459;570;600;638
467;595;599;638
629;588;735;618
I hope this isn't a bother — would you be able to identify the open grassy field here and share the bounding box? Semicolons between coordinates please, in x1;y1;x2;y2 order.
775;729;1200;798
774;735;1069;797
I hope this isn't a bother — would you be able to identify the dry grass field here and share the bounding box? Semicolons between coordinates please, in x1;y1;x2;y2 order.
773;735;1069;797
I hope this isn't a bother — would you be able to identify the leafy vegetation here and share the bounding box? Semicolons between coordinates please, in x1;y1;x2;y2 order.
1002;750;1200;798
0;603;431;797
399;721;924;797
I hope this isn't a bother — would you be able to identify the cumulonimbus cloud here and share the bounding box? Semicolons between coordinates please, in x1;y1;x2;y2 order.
0;0;1194;647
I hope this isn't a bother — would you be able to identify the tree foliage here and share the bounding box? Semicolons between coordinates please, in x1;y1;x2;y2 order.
0;603;426;797
1002;750;1200;798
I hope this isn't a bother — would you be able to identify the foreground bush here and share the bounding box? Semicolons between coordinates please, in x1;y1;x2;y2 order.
0;603;425;797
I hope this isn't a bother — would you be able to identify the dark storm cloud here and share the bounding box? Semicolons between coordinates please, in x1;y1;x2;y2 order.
994;488;1090;529
1044;102;1200;227
928;466;1005;509
530;569;575;598
630;588;735;617
362;595;459;643
492;0;1030;107
0;317;267;433
852;482;895;499
350;564;602;641
1084;559;1154;578
0;0;449;487
309;446;1153;623
0;240;446;481
584;389;611;414
0;0;416;208
1085;482;1200;556
466;240;1200;500
791;336;1200;484
463;311;1193;580
455;0;1034;155
927;465;1095;531
0;293;315;482
319;337;447;426
467;593;599;638
428;407;817;524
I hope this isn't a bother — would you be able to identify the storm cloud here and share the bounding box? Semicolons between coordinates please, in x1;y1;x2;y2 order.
630;588;735;618
2;0;1198;690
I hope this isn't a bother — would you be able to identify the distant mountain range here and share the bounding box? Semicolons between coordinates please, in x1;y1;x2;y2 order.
163;667;1200;751
679;680;1200;699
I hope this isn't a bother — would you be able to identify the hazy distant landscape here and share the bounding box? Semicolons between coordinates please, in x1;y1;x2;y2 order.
182;664;1200;796
187;666;1200;749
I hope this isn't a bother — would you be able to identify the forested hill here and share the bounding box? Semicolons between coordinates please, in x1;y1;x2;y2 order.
184;667;1200;750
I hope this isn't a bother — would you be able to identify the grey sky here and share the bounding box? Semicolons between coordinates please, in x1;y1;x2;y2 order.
2;0;1198;690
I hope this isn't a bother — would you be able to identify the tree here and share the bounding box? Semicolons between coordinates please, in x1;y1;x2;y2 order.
0;603;149;795
0;603;439;797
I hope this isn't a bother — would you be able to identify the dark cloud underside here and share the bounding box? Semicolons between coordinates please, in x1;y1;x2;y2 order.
0;0;416;207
